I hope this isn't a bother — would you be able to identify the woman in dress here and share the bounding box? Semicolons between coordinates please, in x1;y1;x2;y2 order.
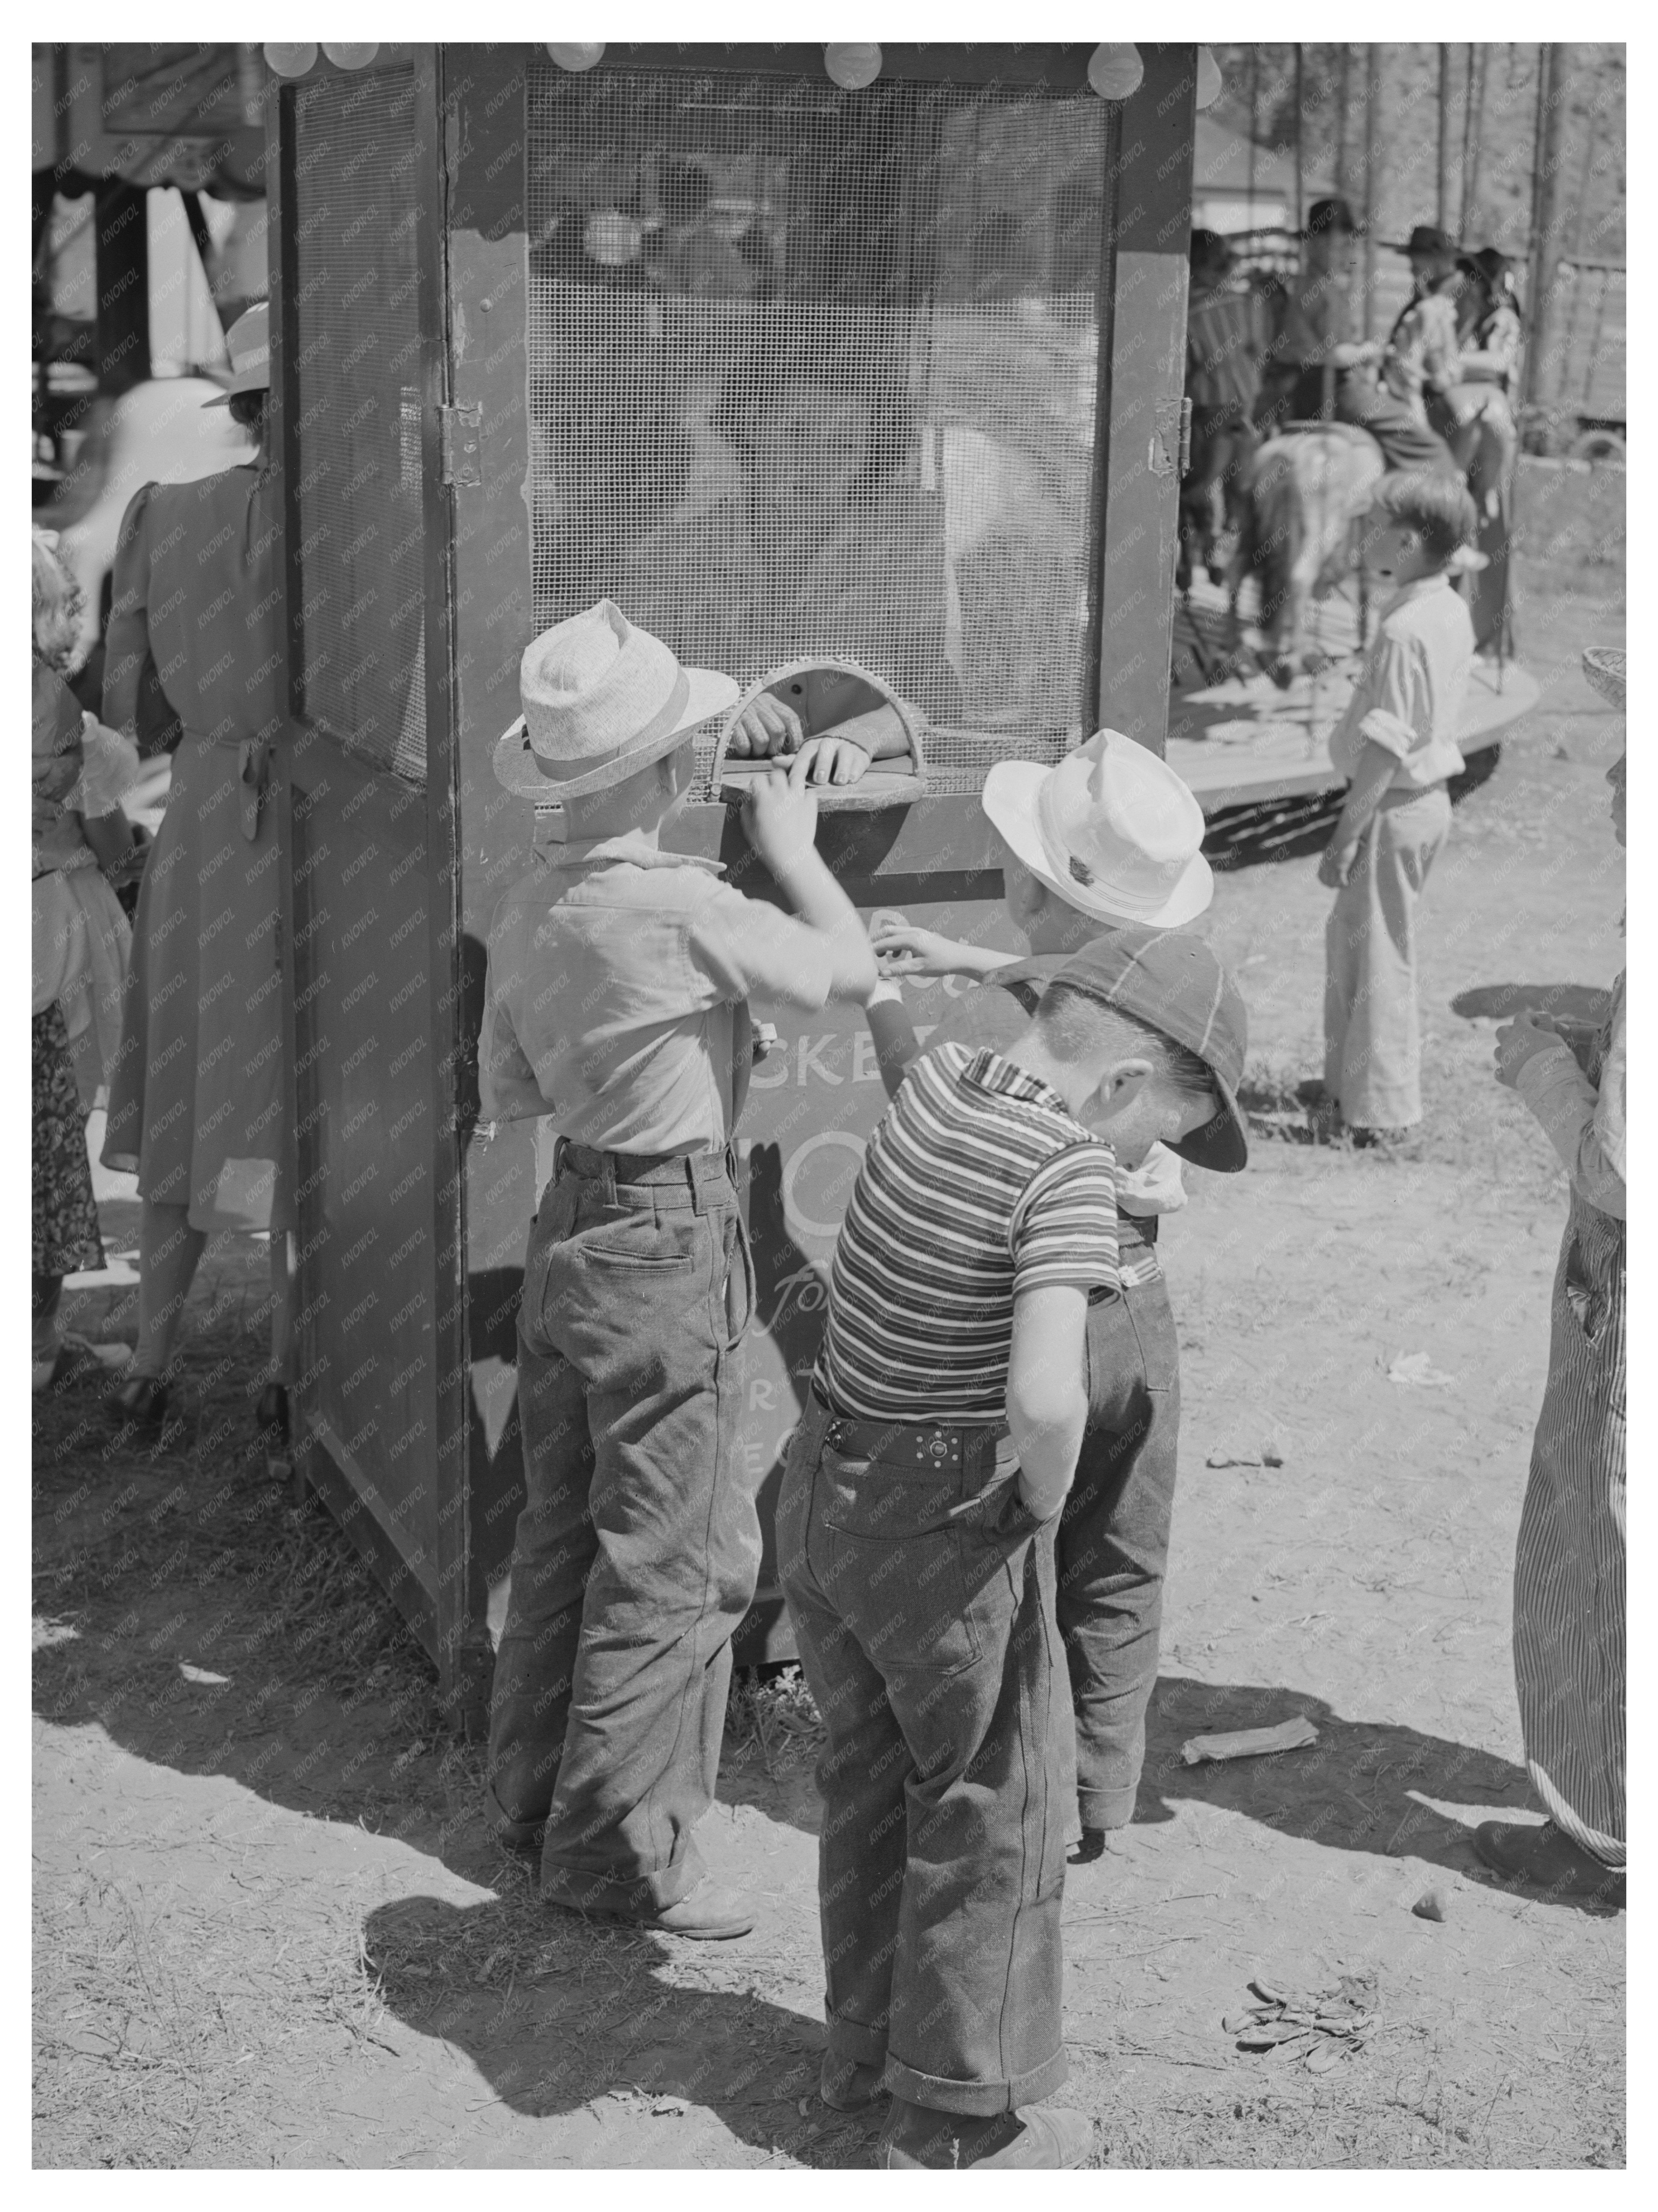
99;304;294;1445
32;528;136;1392
1477;645;1626;1906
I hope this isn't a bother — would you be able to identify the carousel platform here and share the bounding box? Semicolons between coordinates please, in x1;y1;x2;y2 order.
1168;575;1539;814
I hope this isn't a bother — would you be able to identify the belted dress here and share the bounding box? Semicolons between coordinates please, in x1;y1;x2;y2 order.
100;462;292;1232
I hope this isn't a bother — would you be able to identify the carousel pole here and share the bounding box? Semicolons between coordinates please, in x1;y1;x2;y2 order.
1293;44;1305;240
1464;43;1487;239
1356;43;1382;652
1437;46;1451;229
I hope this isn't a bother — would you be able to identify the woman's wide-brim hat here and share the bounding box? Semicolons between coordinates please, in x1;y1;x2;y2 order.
982;729;1213;930
201;302;270;407
1581;646;1625;711
493;600;739;801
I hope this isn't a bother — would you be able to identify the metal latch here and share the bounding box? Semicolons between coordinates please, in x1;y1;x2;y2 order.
1149;397;1192;478
440;402;482;488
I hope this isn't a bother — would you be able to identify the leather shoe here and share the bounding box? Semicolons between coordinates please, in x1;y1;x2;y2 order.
255;1383;290;1447
1473;1820;1625;1908
879;2098;1096;2169
550;1878;756;1941
820;2053;888;2111
106;1372;171;1437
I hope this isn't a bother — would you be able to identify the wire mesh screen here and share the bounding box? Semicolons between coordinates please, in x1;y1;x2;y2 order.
289;66;427;784
526;64;1110;792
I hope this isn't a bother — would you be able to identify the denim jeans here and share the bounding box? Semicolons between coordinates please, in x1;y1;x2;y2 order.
486;1149;758;1912
779;1390;1075;2117
1061;1248;1182;1832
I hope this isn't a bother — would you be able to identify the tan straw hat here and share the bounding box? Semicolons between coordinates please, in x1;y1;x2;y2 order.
201;302;270;407
982;729;1213;929
493;600;738;800
1581;647;1625;710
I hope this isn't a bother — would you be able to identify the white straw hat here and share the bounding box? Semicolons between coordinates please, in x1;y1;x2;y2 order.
982;729;1213;929
493;600;738;800
201;303;270;406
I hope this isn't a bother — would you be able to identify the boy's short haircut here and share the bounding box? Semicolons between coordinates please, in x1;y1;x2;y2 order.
1371;472;1478;565
1036;982;1216;1102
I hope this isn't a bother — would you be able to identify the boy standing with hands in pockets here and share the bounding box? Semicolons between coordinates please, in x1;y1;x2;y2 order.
779;927;1249;2166
868;731;1218;1857
481;601;876;1940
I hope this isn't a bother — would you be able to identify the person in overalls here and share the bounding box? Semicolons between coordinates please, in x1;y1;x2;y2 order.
480;601;878;1938
1262;197;1455;475
98;304;295;1447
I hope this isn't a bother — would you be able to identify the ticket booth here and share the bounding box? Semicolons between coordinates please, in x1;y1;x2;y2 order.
267;42;1200;1726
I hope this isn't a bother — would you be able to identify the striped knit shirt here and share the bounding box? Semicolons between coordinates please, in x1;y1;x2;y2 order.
814;1043;1121;1424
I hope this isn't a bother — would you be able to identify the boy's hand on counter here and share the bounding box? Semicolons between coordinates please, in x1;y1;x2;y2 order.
742;750;822;876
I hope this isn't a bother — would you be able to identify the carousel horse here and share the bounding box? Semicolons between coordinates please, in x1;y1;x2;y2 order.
1228;422;1385;686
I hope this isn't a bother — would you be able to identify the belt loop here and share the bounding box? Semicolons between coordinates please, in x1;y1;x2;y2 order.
688;1151;706;1216
600;1150;617;1203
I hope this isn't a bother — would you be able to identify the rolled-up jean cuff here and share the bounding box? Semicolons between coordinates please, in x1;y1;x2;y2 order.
825;2009;889;2068
538;1846;704;1918
484;1779;544;1850
885;2043;1069;2118
1079;1783;1139;1832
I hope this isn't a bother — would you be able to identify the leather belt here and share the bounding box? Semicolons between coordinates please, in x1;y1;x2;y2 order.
555;1137;733;1189
809;1380;1003;1470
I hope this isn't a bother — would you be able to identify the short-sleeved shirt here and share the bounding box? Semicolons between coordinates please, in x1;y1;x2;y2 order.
481;829;836;1152
1384;288;1462;420
1187;281;1264;411
918;953;1180;1286
814;1042;1120;1424
1329;573;1473;792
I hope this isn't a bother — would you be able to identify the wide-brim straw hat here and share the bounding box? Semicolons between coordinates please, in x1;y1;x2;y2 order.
493;599;738;800
202;302;270;407
1581;647;1625;711
982;729;1213;930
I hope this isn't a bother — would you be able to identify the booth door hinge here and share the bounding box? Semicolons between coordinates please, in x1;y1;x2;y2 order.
1150;397;1192;478
440;402;482;488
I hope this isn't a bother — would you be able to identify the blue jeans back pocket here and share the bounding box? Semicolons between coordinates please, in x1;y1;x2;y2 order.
819;1453;982;1676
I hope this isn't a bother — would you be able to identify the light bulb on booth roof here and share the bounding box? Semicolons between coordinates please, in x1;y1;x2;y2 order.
1087;44;1142;101
824;44;882;91
546;44;605;72
584;208;643;268
1195;47;1223;111
264;43;318;79
322;44;379;70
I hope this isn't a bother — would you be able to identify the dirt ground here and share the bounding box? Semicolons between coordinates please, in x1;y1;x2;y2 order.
34;480;1626;2168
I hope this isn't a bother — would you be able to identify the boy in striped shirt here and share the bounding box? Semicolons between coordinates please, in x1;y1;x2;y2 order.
869;731;1216;1863
779;928;1249;2169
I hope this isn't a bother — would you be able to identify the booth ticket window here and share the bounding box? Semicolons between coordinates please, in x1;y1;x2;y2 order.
526;63;1108;778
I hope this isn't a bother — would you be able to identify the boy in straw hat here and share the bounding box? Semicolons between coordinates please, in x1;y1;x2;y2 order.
868;731;1218;1858
781;924;1247;2163
480;600;877;1939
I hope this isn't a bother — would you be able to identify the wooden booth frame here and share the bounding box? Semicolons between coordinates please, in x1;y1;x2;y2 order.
270;43;1201;1729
